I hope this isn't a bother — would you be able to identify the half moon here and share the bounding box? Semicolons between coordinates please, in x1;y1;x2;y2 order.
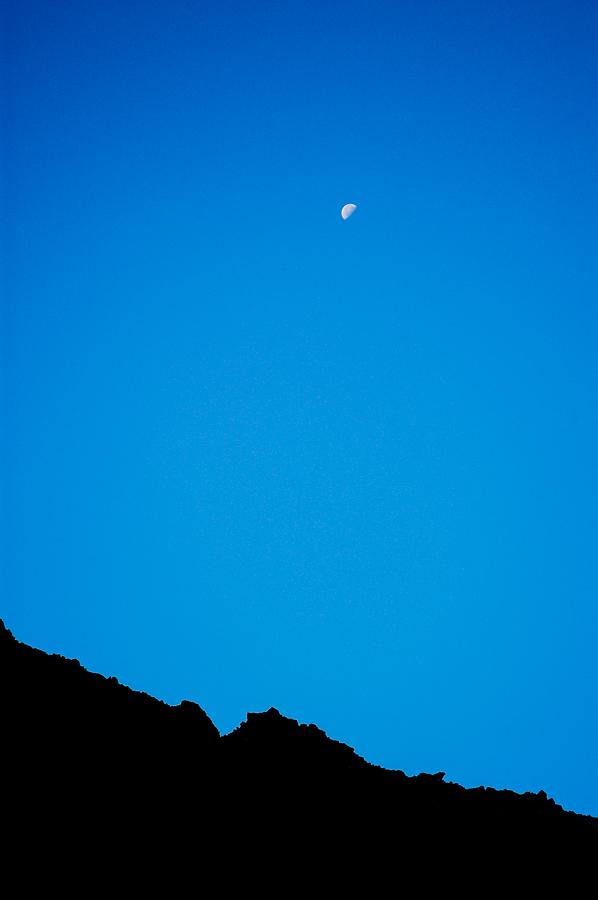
341;203;357;220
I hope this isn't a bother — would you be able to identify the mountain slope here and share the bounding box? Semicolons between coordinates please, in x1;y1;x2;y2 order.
2;617;595;865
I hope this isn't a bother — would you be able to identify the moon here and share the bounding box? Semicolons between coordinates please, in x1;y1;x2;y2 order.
341;203;357;220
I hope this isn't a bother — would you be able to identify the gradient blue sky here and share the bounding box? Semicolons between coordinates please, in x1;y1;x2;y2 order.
3;1;598;815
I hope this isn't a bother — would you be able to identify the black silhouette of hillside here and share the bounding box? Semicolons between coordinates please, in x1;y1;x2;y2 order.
2;617;596;875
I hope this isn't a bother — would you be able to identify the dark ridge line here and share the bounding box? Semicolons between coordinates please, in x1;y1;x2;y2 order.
2;616;596;855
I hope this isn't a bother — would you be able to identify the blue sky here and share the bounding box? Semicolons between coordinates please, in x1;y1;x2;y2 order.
3;1;598;815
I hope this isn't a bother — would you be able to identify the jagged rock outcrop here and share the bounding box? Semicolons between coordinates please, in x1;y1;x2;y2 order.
1;617;596;869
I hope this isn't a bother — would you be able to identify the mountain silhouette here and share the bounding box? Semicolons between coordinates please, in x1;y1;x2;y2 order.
2;617;596;876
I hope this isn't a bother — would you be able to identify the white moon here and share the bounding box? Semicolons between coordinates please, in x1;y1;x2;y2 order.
341;203;357;220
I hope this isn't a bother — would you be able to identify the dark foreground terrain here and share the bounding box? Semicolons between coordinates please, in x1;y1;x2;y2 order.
2;618;595;879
